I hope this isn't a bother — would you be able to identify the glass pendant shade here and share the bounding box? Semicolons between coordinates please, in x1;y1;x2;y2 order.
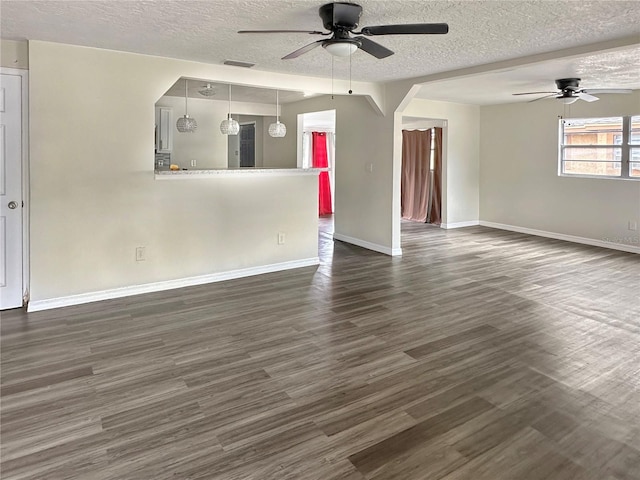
220;115;240;135
176;115;198;133
268;90;287;138
268;121;287;138
176;79;197;133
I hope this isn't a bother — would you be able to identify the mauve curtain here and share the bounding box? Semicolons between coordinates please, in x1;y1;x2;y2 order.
312;132;333;216
401;130;431;222
429;127;443;225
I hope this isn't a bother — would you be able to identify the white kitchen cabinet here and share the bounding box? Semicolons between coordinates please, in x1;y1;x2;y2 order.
155;106;173;153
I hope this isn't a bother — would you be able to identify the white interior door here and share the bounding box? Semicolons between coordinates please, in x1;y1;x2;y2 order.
0;72;24;309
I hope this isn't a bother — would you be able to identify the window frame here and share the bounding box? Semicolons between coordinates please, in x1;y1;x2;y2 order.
558;115;638;180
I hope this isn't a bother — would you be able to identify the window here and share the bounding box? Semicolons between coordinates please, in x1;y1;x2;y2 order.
631;115;640;178
559;115;639;179
430;127;435;170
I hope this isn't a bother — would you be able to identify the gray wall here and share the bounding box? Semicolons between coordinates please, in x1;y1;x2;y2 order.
480;91;640;248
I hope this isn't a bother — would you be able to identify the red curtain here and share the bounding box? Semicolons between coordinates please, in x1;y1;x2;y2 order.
312;132;333;216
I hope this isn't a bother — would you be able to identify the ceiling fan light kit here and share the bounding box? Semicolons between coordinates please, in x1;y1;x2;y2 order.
560;96;579;105
323;39;359;57
513;78;632;104
238;2;449;60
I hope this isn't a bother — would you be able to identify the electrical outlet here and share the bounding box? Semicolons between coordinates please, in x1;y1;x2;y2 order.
366;163;373;173
278;232;286;245
629;221;638;231
136;246;146;261
190;159;197;167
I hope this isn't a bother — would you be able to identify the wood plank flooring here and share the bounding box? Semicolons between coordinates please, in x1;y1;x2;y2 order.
1;222;639;479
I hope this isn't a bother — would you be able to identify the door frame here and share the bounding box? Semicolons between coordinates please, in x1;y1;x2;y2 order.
1;67;30;307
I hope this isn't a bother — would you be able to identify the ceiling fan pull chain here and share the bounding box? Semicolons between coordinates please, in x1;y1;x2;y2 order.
349;52;353;94
331;55;334;99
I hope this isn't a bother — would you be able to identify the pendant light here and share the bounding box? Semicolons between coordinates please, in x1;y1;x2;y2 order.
268;90;287;138
220;84;239;135
176;79;197;133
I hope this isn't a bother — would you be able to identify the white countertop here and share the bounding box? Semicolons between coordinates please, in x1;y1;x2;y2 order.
155;168;325;179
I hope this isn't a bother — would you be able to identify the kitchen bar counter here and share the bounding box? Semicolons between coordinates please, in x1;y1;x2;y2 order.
155;168;325;180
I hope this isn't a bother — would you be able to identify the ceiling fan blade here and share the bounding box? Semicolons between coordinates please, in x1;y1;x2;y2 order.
512;91;558;96
352;36;394;59
359;23;449;36
238;30;328;35
282;40;324;60
582;88;632;95
527;94;558;103
577;92;599;102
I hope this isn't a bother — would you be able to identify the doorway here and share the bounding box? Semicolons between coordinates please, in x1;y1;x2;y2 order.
297;110;337;229
239;123;256;167
400;117;445;234
0;68;28;310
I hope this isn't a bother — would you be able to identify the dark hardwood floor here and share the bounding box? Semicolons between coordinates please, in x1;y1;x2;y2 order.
2;222;639;479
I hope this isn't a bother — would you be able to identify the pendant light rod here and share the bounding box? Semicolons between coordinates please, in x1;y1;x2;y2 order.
276;90;279;121
185;79;189;115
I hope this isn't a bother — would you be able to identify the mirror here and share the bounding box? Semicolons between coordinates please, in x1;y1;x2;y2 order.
154;78;317;170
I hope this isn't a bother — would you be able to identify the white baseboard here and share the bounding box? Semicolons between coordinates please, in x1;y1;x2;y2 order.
27;257;320;312
333;233;402;256
441;220;480;229
479;221;640;254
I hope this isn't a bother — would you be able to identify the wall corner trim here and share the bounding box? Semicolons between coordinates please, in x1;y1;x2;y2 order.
27;257;320;312
333;233;401;256
440;221;480;229
479;221;640;255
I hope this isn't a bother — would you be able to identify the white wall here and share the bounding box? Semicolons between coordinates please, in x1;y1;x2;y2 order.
271;95;396;252
261;116;286;166
403;98;481;227
0;39;28;69
28;41;320;303
480;92;640;248
402;118;445;130
156;95;229;168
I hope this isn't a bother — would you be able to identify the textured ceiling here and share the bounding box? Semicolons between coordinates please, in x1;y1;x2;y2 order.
163;78;315;104
414;44;640;105
2;0;640;82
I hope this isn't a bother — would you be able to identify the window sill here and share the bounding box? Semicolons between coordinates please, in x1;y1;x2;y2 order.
558;173;639;181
